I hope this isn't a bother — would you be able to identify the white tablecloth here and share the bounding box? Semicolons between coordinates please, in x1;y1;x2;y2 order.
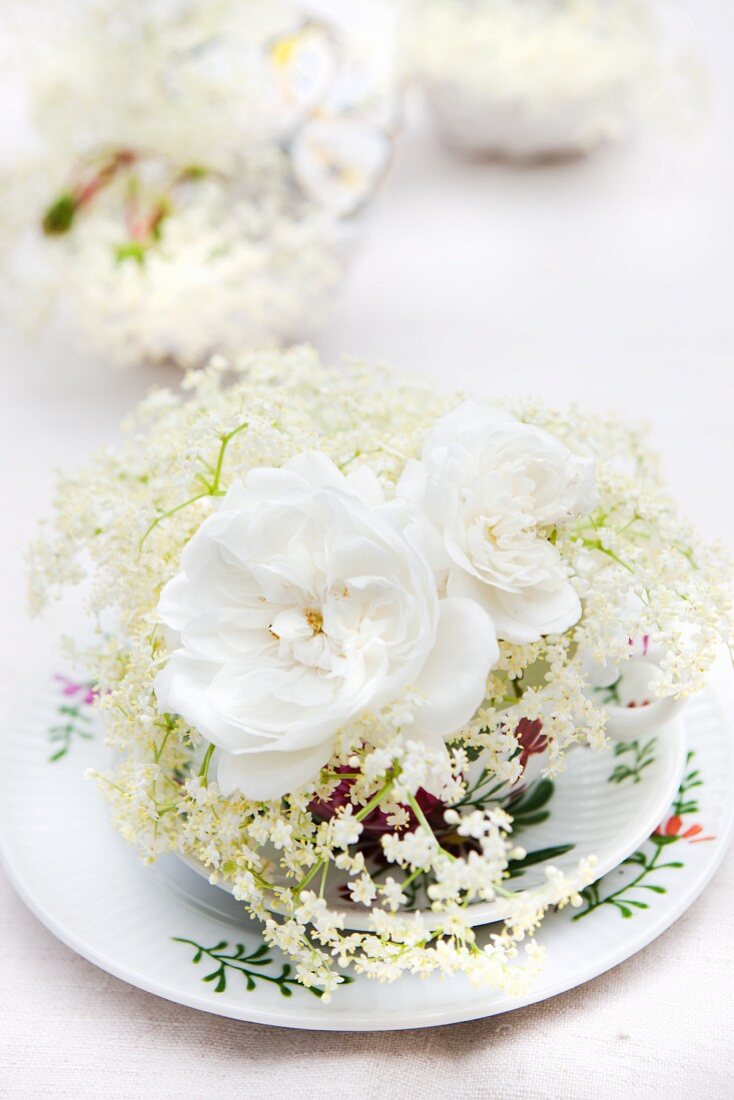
1;2;732;1095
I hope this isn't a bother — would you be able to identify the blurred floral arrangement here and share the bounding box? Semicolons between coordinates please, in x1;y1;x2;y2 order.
1;1;399;366
404;0;692;160
28;347;732;997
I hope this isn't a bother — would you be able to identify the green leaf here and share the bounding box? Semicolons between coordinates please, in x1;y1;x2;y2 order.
182;164;208;181
507;843;575;878
42;193;76;235
510;810;550;828
509;778;554;816
115;241;148;265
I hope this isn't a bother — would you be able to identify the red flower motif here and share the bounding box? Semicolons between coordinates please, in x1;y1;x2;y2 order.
655;815;716;843
516;718;547;770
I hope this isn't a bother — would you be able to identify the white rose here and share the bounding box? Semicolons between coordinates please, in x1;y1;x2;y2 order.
154;452;498;800
291;117;391;217
399;401;595;644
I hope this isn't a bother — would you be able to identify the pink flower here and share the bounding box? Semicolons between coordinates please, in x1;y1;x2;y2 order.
55;675;98;707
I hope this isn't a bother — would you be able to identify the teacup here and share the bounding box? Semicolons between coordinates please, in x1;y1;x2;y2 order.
507;647;684;795
179;645;686;930
588;645;684;743
422;80;613;162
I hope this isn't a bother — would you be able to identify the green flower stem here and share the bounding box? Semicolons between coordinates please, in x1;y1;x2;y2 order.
210;421;249;494
139;491;212;551
138;421;248;552
198;743;215;783
577;536;635;575
153;723;173;763
293;858;328;898
492;880;520;899
355;775;396;822
96;774;126;795
405;791;457;862
398;865;425;892
618;512;644;535
156;802;180;818
292;773;400;899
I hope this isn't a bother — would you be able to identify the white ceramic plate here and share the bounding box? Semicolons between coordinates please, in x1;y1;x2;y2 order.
179;714;687;931
1;658;732;1031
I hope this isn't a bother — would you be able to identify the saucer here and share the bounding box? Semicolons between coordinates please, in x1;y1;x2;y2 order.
0;657;731;1031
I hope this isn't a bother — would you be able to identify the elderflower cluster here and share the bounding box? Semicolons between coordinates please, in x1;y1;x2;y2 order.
404;0;689;158
28;347;732;997
0;0;398;366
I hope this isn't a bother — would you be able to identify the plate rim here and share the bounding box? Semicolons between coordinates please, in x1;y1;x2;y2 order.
1;659;732;1032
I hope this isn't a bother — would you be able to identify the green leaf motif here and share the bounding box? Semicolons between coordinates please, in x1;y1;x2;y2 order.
173;936;352;999
608;737;656;785
573;750;710;922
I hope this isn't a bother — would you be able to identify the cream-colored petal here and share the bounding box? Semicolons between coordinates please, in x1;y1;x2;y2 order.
217;740;335;801
449;567;581;644
412;596;498;737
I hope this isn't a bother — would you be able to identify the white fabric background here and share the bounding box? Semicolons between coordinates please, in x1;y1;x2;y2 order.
1;2;733;1096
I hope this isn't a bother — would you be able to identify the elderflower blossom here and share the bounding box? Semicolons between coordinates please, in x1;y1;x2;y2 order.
327;809;364;850
27;347;732;997
404;0;692;159
0;0;399;366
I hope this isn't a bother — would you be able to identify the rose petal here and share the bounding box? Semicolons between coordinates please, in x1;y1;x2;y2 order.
411;596;498;737
448;568;581;644
217;740;335;801
154;654;276;752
